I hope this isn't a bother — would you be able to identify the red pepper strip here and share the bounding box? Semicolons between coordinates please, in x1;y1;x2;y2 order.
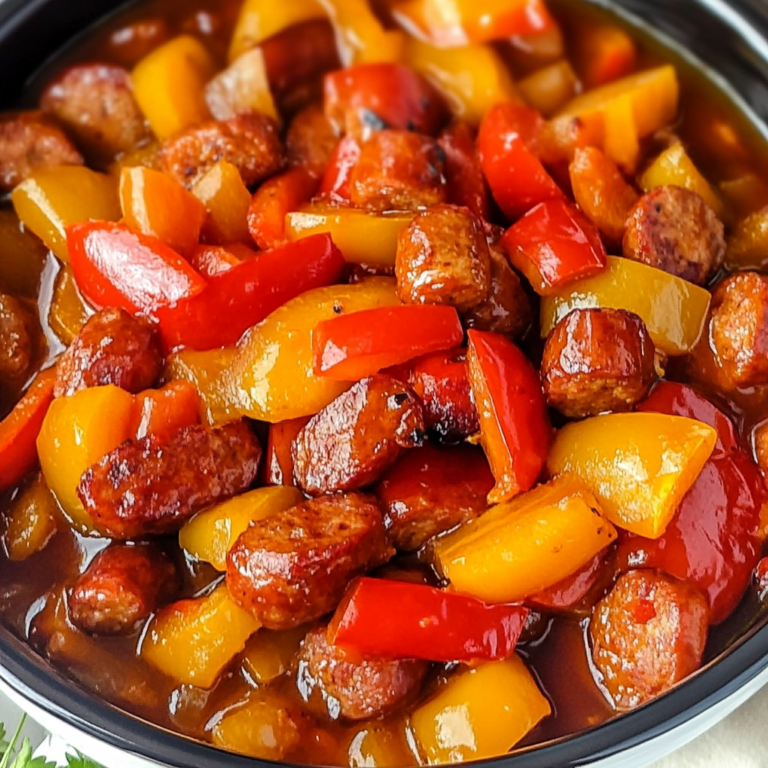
324;63;448;136
528;550;611;612
478;103;564;221
329;577;528;662
130;381;201;445
439;121;491;221
67;221;208;314
466;329;551;505
0;368;56;492
319;135;361;202
153;233;345;352
502;199;607;295
313;305;464;380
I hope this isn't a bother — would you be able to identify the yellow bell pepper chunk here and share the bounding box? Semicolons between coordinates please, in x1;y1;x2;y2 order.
5;474;59;562
132;35;216;140
347;721;414;768
540;255;711;356
48;266;91;345
411;655;551;764
241;625;308;684
641;143;724;219
37;385;135;534
225;278;399;422
142;585;259;688
726;206;768;270
547;413;717;539
404;39;520;126
286;205;414;268
179;486;303;570
11;167;120;262
192;161;253;246
517;60;578;118
433;474;616;603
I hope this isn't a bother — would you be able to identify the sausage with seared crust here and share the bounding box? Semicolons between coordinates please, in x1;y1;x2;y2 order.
286;104;339;179
0;294;34;383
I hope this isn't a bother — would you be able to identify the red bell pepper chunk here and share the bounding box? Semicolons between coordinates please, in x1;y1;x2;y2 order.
319;135;361;202
502;199;607;295
438;121;491;221
528;550;610;612
466;329;551;505
0;368;56;492
130;381;201;445
264;416;311;486
324;63;448;136
67;221;208;314
312;305;464;380
329;577;528;662
478;103;564;220
153;233;345;352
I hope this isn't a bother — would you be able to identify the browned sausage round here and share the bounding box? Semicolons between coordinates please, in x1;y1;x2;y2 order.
0;111;83;192
69;544;180;635
227;493;393;630
286;103;339;179
292;375;425;496
296;624;428;720
349;130;446;213
541;308;657;418
40;64;150;165
590;570;709;711
77;421;262;540
0;294;33;383
710;272;768;389
623;186;726;286
159;112;285;189
396;204;491;313
54;308;163;398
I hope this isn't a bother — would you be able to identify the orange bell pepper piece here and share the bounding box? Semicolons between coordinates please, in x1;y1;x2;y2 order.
189;244;256;278
192;161;253;246
130;381;201;444
574;23;637;89
517;60;579;117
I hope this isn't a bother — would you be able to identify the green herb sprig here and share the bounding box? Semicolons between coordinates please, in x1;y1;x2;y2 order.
0;717;104;768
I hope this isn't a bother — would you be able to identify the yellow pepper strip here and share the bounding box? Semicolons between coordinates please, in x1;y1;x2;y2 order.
37;385;135;534
241;626;309;684
142;585;260;689
540;255;711;356
404;39;519;126
12;167;120;262
225;278;399;423
192;161;254;246
229;0;325;63
179;486;303;570
547;413;717;539
411;655;551;764
48;266;90;345
726;207;768;270
132;35;216;140
347;721;414;768
5;474;58;562
286;205;414;268
641;143;724;219
518;60;578;118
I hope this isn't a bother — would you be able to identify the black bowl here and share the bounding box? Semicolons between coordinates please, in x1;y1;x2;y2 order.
2;1;768;767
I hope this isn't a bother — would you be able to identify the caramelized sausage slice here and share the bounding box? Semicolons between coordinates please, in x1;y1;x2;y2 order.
0;293;33;383
227;493;393;630
0;111;83;192
69;544;180;635
77;421;262;540
286;103;339;179
541;308;656;418
159;112;285;188
292;375;425;496
623;186;725;286
297;624;428;720
590;570;708;711
54;308;163;397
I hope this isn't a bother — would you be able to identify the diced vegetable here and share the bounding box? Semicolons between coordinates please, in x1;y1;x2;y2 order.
433;474;616;602
466;330;551;505
241;626;308;684
502;199;607;295
573;23;637;88
265;416;311;485
192;161;253;246
48;266;91;345
547;412;717;538
347;722;414;768
517;60;578;117
725;206;768;270
12;167;120;262
179;485;303;570
540;255;711;356
226;278;399;423
0;209;49;298
410;655;551;763
4;474;58;561
529;550;609;613
130;381;200;443
190;244;253;277
205;48;278;122
142;585;260;688
313;305;464;380
720;174;768;219
329;578;528;662
132;35;216;140
319;135;361;202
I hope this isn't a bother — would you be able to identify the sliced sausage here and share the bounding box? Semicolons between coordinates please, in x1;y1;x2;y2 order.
159;112;285;189
623;186;725;286
541;308;657;418
0;111;83;192
396;204;491;313
590;570;709;710
349;130;446;213
69;544;180;635
227;493;393;630
710;272;768;389
0;294;33;383
297;624;428;720
286;103;339;179
77;421;261;540
54;308;163;398
438;120;490;220
292;375;425;496
40;63;150;165
375;443;494;552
